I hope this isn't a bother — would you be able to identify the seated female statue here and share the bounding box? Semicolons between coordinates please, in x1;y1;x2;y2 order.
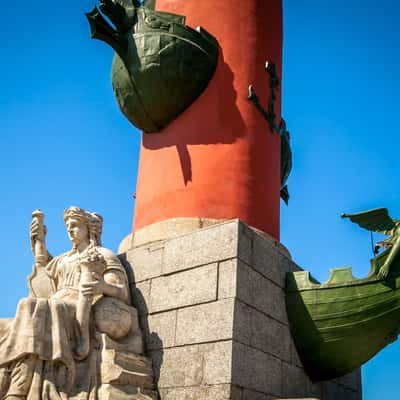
0;207;153;400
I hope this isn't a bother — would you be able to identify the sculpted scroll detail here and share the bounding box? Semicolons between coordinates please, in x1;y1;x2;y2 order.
0;207;156;400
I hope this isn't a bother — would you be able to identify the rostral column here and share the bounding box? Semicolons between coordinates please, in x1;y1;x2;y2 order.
133;0;283;240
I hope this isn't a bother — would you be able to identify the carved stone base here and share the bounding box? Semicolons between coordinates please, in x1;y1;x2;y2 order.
120;219;362;400
99;384;157;400
101;348;154;389
98;331;156;399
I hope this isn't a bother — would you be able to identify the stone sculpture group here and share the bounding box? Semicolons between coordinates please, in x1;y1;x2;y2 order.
0;207;155;400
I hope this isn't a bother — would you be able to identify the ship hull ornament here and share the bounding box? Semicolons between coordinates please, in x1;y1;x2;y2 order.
286;208;400;381
86;0;219;133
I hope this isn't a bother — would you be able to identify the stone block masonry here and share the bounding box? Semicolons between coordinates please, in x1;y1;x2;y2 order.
119;219;362;400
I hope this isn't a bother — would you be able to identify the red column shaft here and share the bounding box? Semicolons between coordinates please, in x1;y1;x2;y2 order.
133;0;283;240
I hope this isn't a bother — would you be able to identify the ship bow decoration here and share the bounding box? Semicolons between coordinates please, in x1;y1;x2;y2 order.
86;0;220;133
286;249;400;382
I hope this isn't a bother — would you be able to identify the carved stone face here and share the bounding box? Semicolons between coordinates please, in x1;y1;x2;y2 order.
65;217;89;245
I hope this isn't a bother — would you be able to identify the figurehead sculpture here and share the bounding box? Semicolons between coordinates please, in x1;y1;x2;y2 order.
342;208;400;279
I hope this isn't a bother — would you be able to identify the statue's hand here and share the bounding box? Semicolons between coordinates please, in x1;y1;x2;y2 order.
80;277;106;297
378;264;390;280
30;218;48;262
79;248;107;297
30;219;47;243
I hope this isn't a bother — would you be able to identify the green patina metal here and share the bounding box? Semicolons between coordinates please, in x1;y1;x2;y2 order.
342;208;400;279
248;62;280;133
286;208;400;382
86;0;219;133
248;62;293;204
278;118;292;205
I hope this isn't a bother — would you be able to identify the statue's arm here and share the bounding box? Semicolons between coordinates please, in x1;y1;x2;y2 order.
80;248;129;303
378;234;400;279
28;211;58;297
30;211;52;266
102;269;129;303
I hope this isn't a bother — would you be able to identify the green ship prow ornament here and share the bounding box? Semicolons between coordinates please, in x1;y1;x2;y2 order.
86;0;219;133
286;208;400;382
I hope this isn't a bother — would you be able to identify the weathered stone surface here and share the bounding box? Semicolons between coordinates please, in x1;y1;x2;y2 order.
218;258;287;324
237;221;253;266
335;371;362;392
99;384;157;400
118;234;134;255
147;310;177;349
232;341;282;395
290;338;303;368
202;341;233;385
149;264;218;313
0;319;12;338
120;218;223;252
123;219;362;400
163;221;239;274
233;300;252;345
230;386;243;400
242;389;274;400
321;382;356;400
175;299;235;345
159;384;232;400
124;243;164;283
281;363;322;399
252;232;288;288
218;259;238;299
151;341;233;389
235;300;291;362
236;260;287;324
101;349;154;382
131;281;151;316
102;367;154;389
153;345;203;388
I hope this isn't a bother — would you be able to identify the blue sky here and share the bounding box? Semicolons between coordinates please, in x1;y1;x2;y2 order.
0;1;399;398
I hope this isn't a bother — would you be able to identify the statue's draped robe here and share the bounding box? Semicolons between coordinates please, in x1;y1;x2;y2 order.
0;248;129;400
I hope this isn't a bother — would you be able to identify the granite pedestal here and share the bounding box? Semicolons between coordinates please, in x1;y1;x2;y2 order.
119;219;362;400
